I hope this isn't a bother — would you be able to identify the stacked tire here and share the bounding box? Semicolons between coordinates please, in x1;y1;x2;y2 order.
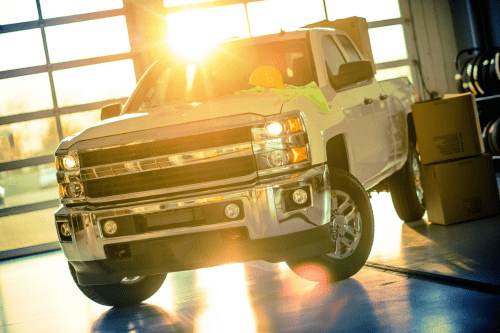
455;48;500;97
484;117;500;155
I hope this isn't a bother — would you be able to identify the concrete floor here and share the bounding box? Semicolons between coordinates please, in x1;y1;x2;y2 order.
1;192;499;333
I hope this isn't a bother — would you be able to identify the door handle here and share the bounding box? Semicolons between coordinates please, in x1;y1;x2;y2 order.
379;94;388;100
364;98;373;105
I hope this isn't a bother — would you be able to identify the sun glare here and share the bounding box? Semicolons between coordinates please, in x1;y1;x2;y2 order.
166;4;249;53
195;264;257;333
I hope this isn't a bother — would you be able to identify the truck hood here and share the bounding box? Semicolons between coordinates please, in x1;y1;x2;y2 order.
58;93;286;150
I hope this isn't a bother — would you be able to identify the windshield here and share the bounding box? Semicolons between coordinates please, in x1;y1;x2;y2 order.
126;39;314;113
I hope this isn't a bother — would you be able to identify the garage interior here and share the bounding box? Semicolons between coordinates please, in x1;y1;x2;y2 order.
1;0;500;332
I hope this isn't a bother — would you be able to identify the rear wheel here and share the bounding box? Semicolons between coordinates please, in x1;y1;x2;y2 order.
69;263;166;307
389;143;425;222
286;168;374;283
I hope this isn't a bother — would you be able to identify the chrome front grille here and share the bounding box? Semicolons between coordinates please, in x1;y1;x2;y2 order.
81;126;257;200
85;156;256;198
80;127;251;167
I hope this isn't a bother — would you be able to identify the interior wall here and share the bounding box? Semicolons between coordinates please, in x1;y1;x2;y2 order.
448;0;500;51
401;0;458;99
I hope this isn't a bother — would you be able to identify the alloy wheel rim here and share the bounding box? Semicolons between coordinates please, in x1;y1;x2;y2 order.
327;190;362;260
412;154;425;207
120;276;145;284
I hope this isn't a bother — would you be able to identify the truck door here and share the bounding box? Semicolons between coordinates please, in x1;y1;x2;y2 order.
336;34;397;175
320;32;386;184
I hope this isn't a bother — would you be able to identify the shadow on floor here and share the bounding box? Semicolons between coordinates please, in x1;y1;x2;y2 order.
400;215;500;285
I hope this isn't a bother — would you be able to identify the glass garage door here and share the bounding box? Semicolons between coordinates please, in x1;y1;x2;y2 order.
0;0;136;254
1;0;412;256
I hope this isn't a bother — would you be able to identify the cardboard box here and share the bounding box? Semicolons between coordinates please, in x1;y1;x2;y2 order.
411;93;484;164
303;17;376;73
421;154;500;225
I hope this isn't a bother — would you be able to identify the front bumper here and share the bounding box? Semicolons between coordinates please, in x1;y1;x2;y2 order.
57;164;332;285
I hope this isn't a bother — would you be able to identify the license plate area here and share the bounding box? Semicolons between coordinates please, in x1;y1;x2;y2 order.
146;207;205;230
143;200;244;232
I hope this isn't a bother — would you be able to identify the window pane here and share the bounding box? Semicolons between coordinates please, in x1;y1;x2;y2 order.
325;0;401;23
0;163;58;209
0;29;46;71
61;109;101;139
0;0;38;25
247;0;325;37
53;59;136;107
0;208;58;252
337;35;361;61
0;73;53;117
164;0;216;6
0;117;59;162
166;4;249;51
40;0;123;19
369;25;408;64
45;16;130;63
322;35;345;76
375;65;413;83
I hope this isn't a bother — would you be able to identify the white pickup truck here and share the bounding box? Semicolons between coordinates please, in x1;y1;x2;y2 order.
54;26;423;306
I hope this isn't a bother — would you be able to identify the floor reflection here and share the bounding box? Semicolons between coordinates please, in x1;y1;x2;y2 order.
90;303;184;333
2;189;500;332
194;263;256;333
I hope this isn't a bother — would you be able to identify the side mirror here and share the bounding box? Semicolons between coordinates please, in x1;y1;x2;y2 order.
330;60;374;90
101;103;122;121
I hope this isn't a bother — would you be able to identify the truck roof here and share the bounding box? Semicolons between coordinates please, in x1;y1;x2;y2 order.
219;27;335;47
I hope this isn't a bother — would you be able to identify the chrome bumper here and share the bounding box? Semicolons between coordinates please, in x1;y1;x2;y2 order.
56;164;331;263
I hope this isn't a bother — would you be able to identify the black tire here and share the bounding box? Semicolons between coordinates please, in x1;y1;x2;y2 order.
388;143;425;222
286;168;374;283
69;263;167;307
488;117;500;156
483;120;494;154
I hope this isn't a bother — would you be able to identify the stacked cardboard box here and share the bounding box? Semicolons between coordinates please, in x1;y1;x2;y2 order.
411;93;500;225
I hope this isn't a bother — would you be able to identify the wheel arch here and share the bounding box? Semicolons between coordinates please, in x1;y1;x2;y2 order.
326;134;350;173
407;112;417;145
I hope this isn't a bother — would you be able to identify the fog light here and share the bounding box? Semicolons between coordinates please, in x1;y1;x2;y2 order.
103;220;118;236
224;203;240;219
292;188;308;204
60;222;71;237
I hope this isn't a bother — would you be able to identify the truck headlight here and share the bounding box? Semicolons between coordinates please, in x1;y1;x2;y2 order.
252;112;311;176
55;152;84;201
268;149;290;167
56;153;80;171
266;122;284;136
59;182;85;199
252;116;304;140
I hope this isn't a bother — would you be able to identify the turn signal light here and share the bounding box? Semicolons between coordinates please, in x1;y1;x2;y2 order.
59;184;68;198
286;118;303;133
290;146;308;163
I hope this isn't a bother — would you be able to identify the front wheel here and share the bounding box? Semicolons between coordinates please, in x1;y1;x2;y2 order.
69;263;167;307
388;143;426;222
286;168;374;283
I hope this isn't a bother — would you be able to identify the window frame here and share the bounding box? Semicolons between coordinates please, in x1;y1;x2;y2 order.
0;0;135;217
1;0;421;218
